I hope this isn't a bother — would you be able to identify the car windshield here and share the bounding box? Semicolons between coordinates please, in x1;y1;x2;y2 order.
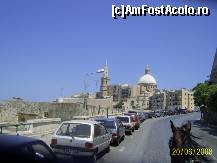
57;123;91;138
117;117;129;123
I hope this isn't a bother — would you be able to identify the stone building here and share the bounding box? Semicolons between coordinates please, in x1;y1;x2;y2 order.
149;89;194;111
109;84;131;102
166;89;194;111
136;65;158;109
210;49;217;84
149;91;167;110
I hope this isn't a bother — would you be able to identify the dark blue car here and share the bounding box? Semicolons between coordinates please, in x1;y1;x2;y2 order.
0;135;58;163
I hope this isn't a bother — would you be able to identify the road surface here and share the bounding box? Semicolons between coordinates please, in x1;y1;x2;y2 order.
96;112;217;163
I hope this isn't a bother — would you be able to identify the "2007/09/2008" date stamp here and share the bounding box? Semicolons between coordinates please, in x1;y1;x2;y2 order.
171;148;213;156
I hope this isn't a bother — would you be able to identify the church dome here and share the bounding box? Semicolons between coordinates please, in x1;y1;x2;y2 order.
138;66;157;85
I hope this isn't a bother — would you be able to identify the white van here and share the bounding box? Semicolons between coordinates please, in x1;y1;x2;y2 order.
50;120;111;163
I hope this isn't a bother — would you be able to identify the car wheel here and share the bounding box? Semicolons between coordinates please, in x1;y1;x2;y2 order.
106;145;110;153
122;134;125;140
132;128;135;132
115;138;120;146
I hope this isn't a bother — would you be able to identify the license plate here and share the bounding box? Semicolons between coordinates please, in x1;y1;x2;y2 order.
64;148;78;154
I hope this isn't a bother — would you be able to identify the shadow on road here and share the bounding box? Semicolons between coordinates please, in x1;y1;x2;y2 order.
193;120;217;137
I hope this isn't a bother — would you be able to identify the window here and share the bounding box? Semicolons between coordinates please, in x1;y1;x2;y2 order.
56;123;68;136
117;117;129;123
103;120;116;129
100;125;107;135
57;123;91;138
44;112;49;118
94;124;101;137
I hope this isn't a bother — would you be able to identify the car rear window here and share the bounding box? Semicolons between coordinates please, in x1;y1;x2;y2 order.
57;123;91;138
117;117;129;123
102;120;116;129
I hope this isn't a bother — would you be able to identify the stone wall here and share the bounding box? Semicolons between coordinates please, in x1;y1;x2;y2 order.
204;110;217;125
0;99;118;123
0;100;19;123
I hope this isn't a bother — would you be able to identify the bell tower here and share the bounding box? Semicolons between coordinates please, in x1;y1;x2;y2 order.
100;60;110;98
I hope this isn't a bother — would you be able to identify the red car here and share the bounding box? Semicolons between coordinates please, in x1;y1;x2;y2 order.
124;113;140;130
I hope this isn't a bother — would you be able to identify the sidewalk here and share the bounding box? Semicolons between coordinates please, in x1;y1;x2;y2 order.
192;120;217;162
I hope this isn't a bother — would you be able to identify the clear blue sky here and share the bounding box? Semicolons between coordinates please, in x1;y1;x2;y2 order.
0;0;216;101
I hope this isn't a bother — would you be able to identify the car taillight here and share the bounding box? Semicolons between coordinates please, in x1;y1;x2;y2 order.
112;133;118;137
51;139;57;145
85;142;93;149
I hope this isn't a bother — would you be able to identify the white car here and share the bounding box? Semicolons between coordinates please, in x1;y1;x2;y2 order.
116;116;134;135
50;120;111;163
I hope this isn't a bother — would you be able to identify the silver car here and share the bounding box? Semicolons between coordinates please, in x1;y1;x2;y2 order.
50;120;111;163
95;117;125;146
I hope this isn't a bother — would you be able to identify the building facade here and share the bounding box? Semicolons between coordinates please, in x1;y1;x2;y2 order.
149;89;194;111
136;65;158;110
109;84;131;102
149;91;166;110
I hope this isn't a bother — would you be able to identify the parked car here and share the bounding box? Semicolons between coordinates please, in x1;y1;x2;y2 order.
142;112;149;120
153;112;161;118
124;113;140;130
137;112;147;122
95;117;125;146
128;111;145;122
50;120;111;163
116;116;134;135
147;112;155;118
179;109;188;114
0;135;57;163
167;110;175;116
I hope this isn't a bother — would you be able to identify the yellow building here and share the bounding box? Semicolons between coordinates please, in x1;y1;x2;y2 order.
165;89;194;111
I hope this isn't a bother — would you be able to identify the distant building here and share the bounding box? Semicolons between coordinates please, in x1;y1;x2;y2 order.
210;49;217;84
109;85;122;102
137;65;158;109
149;89;194;111
109;84;131;102
109;66;158;110
138;65;157;95
166;89;194;111
149;91;166;110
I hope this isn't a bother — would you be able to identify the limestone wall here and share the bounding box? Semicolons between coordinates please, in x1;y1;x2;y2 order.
0;99;118;123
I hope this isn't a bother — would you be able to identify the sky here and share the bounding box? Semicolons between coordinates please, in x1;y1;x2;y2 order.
0;0;217;102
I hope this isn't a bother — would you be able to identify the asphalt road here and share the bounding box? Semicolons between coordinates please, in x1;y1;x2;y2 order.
97;112;217;163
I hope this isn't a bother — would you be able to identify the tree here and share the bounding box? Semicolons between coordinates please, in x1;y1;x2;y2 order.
193;83;210;106
114;100;124;109
207;85;217;112
193;83;217;112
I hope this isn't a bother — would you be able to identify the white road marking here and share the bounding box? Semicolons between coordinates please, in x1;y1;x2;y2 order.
118;147;125;152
